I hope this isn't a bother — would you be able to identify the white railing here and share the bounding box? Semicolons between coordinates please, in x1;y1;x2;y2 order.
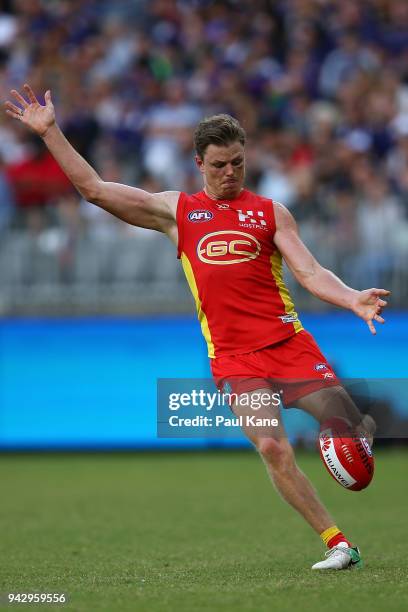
0;226;407;315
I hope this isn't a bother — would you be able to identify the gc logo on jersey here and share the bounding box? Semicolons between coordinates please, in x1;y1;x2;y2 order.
197;230;261;265
188;210;213;222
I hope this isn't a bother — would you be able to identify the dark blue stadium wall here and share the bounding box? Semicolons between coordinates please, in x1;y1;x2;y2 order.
0;313;406;450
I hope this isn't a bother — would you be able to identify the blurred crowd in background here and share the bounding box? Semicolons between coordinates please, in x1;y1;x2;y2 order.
0;0;408;313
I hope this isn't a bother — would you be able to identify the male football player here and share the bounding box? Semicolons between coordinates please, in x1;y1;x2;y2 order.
5;85;389;570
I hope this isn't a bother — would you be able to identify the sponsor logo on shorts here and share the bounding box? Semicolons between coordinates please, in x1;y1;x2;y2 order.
278;313;299;323
197;231;261;265
314;363;328;371
188;210;213;222
323;372;335;379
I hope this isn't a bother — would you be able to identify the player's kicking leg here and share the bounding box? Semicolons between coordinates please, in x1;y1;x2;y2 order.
232;388;363;570
296;385;376;448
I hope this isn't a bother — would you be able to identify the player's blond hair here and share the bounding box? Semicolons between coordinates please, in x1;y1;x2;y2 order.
194;114;246;159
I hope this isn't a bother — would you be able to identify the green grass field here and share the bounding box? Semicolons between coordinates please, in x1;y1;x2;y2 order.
1;449;407;612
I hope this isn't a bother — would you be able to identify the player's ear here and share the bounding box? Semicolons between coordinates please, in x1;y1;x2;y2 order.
195;154;205;174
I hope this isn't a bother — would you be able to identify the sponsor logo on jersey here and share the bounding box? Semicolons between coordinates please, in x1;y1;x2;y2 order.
197;230;261;265
278;313;298;324
314;363;328;371
216;203;230;209
188;210;214;222
237;209;267;230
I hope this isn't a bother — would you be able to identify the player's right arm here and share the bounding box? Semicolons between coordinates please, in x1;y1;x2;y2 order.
4;84;178;234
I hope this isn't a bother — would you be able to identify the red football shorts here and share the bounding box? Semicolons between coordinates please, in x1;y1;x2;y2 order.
210;330;339;407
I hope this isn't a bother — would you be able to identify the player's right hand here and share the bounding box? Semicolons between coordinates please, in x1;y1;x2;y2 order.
4;83;55;137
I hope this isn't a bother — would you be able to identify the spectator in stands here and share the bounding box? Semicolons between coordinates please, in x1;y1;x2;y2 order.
0;152;15;230
1;0;408;306
5;135;73;210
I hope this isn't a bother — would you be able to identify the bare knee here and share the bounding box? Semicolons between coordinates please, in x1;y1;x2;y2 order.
256;437;295;473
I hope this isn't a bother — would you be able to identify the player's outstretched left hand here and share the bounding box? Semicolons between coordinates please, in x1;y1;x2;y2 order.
351;288;390;335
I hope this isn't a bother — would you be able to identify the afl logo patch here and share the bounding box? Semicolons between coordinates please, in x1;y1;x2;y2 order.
188;210;213;222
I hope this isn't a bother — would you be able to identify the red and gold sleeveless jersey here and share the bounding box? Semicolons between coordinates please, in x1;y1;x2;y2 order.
176;189;303;358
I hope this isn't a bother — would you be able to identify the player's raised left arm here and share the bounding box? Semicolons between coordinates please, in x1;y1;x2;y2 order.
273;202;390;335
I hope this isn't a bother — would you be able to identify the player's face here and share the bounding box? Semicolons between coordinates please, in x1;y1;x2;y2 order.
195;141;245;200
